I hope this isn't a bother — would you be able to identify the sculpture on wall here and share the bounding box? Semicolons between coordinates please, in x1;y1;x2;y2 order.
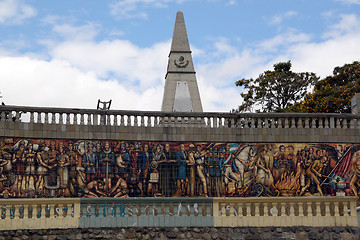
0;137;358;198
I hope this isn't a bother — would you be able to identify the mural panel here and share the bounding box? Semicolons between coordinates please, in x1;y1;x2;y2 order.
0;138;359;198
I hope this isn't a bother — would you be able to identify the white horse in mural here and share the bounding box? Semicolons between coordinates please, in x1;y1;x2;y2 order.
233;145;258;188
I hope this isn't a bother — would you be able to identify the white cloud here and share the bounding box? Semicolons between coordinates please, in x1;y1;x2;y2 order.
323;14;360;38
53;23;101;41
335;0;360;5
0;0;36;24
0;56;163;110
110;0;174;19
269;11;298;26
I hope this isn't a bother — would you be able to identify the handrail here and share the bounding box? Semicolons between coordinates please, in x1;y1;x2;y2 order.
1;105;359;129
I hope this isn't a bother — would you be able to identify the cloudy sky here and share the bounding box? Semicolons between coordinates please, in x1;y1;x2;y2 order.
0;0;359;112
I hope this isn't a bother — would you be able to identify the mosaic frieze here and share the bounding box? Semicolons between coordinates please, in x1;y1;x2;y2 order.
0;138;359;198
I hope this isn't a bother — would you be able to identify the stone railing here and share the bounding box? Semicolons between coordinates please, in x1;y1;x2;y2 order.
79;197;213;228
0;197;358;230
1;105;359;129
213;196;359;227
0;198;80;230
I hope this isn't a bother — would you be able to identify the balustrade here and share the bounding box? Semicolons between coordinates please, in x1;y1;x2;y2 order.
213;196;358;227
0;198;80;230
0;197;358;230
0;105;359;129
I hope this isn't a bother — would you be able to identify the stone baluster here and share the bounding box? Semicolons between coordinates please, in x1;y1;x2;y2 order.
284;118;289;128
324;117;329;128
289;202;295;217
270;118;276;128
334;202;340;216
291;118;296;128
113;114;118;126
254;203;260;216
238;203;243;217
315;202;321;216
311;118;316;128
319;118;323;128
44;112;49;124
134;116;138;126
80;113;84;125
256;118;261;128
37;112;41;123
298;202;304;217
73;114;78;125
65;113;70;124
41;204;46;218
350;201;357;217
325;202;331;217
30;112;34;123
307;202;312;216
120;114;124;126
280;203;286;216
14;204;19;219
49;203;55;219
245;203;251;216
127;115;131;126
87;114;92;125
264;118;269;128
244;118;249;128
139;115;144;127
351;118;356;129
305;118;310;128
146;115;151;127
51;113;56;124
107;114;111;125
336;118;341;128
221;203;226;216
59;113;63;125
330;117;335;128
263;203;269;216
229;203;234;216
250;118;255;128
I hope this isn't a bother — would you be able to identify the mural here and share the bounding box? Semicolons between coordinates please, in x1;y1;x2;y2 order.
0;137;359;198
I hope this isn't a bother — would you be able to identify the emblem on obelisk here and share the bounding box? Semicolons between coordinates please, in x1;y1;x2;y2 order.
174;56;189;68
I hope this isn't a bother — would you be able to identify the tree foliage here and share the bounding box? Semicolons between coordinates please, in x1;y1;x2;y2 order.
234;61;319;112
290;61;360;113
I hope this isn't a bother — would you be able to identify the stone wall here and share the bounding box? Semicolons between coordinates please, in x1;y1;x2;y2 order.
0;227;359;240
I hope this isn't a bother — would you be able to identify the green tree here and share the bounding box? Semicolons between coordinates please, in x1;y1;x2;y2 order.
235;61;318;112
290;61;360;113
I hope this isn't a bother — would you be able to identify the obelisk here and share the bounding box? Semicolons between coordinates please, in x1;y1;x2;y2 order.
161;11;203;112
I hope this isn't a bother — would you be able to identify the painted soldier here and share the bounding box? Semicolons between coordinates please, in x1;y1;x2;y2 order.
220;146;239;195
175;144;188;196
24;141;37;196
160;143;177;197
116;142;131;179
81;143;97;183
187;144;196;196
57;142;70;197
36;141;53;196
194;145;208;197
148;144;165;196
138;144;152;196
99;141;116;193
12;141;25;196
67;141;79;196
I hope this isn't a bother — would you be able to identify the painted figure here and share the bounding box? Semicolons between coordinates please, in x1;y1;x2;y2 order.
194;145;208;197
99;142;116;192
350;151;360;196
175;144;188;196
12;142;25;196
160;143;177;197
57;142;70;197
148;144;165;196
138;144;152;196
187;144;196;196
81;143;97;183
220;146;239;194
